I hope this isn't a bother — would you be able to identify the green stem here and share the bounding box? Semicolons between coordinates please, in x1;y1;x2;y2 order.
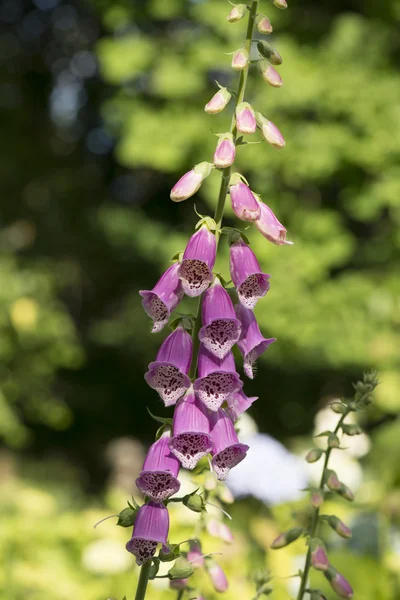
188;0;259;380
134;559;152;600
296;411;348;600
177;591;184;600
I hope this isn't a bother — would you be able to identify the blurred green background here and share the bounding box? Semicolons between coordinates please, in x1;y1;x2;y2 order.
1;0;400;598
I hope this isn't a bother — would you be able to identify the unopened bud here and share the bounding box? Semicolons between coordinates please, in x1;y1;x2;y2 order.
256;112;285;148
328;433;340;448
342;423;363;436
257;40;282;65
218;484;235;504
306;448;324;463
325;469;341;491
236;101;257;134
168;557;194;580
270;527;303;549
310;488;324;509
255;14;273;34
324;567;353;599
182;492;206;513
227;4;247;22
170;162;213;202
338;483;355;502
269;0;288;8
258;61;283;87
169;578;189;590
207;560;229;592
207;518;234;543
205;87;232;115
232;48;249;71
310;592;328;600
117;506;137;527
187;541;205;568
327;515;352;539
204;470;218;491
310;539;329;571
213;133;236;168
159;543;180;562
331;402;347;414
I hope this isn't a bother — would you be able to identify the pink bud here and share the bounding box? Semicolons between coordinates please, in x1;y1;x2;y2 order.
229;177;261;222
187;541;205;568
231;48;249;71
205;87;232;114
208;561;228;592
169;578;189;590
213;133;236;168
256;14;273;34
236;102;257;134
306;448;324;463
271;527;303;549
325;568;353;599
310;489;324;508
327;515;352;539
254;198;292;245
256;112;285;148
259;62;283;87
311;545;329;571
170;162;213;202
271;0;288;9
207;519;235;543
227;4;247;22
338;483;355;502
326;470;341;491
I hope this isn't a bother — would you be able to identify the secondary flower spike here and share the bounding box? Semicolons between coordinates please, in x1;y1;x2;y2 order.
231;48;249;71
213;133;236;168
140;263;184;333
205;87;232;114
255;198;292;245
209;408;249;480
135;431;180;502
230;238;270;309
199;277;241;359
226;389;258;421
194;345;243;411
235;303;276;378
145;325;192;406
259;61;283;87
229;176;261;222
178;224;217;297
126;502;169;565
170;162;213;202
236;102;257;134
169;388;213;470
256;112;286;148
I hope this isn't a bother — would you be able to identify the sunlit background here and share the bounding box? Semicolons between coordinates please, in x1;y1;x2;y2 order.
1;0;400;598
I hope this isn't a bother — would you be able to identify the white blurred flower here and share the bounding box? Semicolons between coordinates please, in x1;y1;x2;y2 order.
82;539;131;574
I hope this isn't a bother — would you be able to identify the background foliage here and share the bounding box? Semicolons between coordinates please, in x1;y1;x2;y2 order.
0;0;399;598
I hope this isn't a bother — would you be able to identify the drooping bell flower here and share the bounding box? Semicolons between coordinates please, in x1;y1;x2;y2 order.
324;567;353;599
207;519;235;543
205;87;232;114
170;162;213;202
227;3;247;22
207;560;229;593
229;174;261;222
140;263;184;333
213;133;236;168
254;198;293;245
135;431;180;502
236;102;257;134
145;326;192;406
226;389;258;421
194;345;242;411
178;224;217;297
169;389;213;470
256;112;285;148
199;277;241;359
231;48;249;71
229;238;270;309
255;14;273;34
235;303;276;378
259;61;283;87
187;541;205;568
209;408;249;480
126;502;169;565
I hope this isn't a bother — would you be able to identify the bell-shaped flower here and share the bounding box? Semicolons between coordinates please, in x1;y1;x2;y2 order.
235;303;276;378
255;14;273;34
256;112;285;148
207;560;229;592
226;389;258;421
135;431;180;502
229;175;261;222
140;263;184;333
170;162;213;202
231;48;249;71
178;224;217;297
229;238;270;309
199;277;241;359
194;345;242;411
259;61;283;87
209;409;249;480
255;198;292;245
169;388;213;470
213;133;236;168
236;102;257;134
126;502;169;565
205;87;232;114
145;326;192;406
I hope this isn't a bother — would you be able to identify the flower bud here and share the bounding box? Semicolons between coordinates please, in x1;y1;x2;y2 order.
168;557;195;580
325;469;341;491
207;561;229;592
324;567;353;599
328;433;340;448
269;0;288;8
306;448;324;463
207;518;235;543
229;175;261;222
227;3;247;22
310;488;324;509
182;492;207;513
171;162;213;202
258;61;283;87
117;506;137;527
236;102;257;134
257;40;282;65
331;402;347;414
187;541;205;568
342;423;363;436
270;527;303;549
213;133;236;168
327;515;352;539
310;592;328;600
310;540;329;572
255;14;273;34
205;87;232;114
169;578;189;590
255;112;285;148
204;470;218;491
338;483;355;502
218;484;235;504
232;48;249;71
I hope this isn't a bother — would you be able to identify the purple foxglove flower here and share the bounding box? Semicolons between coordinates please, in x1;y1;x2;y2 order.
140;263;184;333
145;326;192;406
126;502;169;565
231;48;249;71
255;14;273;34
229;178;261;222
169;389;213;470
259;61;283;87
229;239;270;309
194;345;242;412
227;3;247;22
236;102;257;135
256;112;285;148
226;389;258;421
178;225;217;297
255;198;292;246
135;432;180;502
311;544;329;571
207;519;235;543
187;541;205;568
207;561;229;593
324;568;353;599
205;87;232;114
199;277;241;359
213;133;236;168
209;408;249;480
170;162;213;202
235;303;276;378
